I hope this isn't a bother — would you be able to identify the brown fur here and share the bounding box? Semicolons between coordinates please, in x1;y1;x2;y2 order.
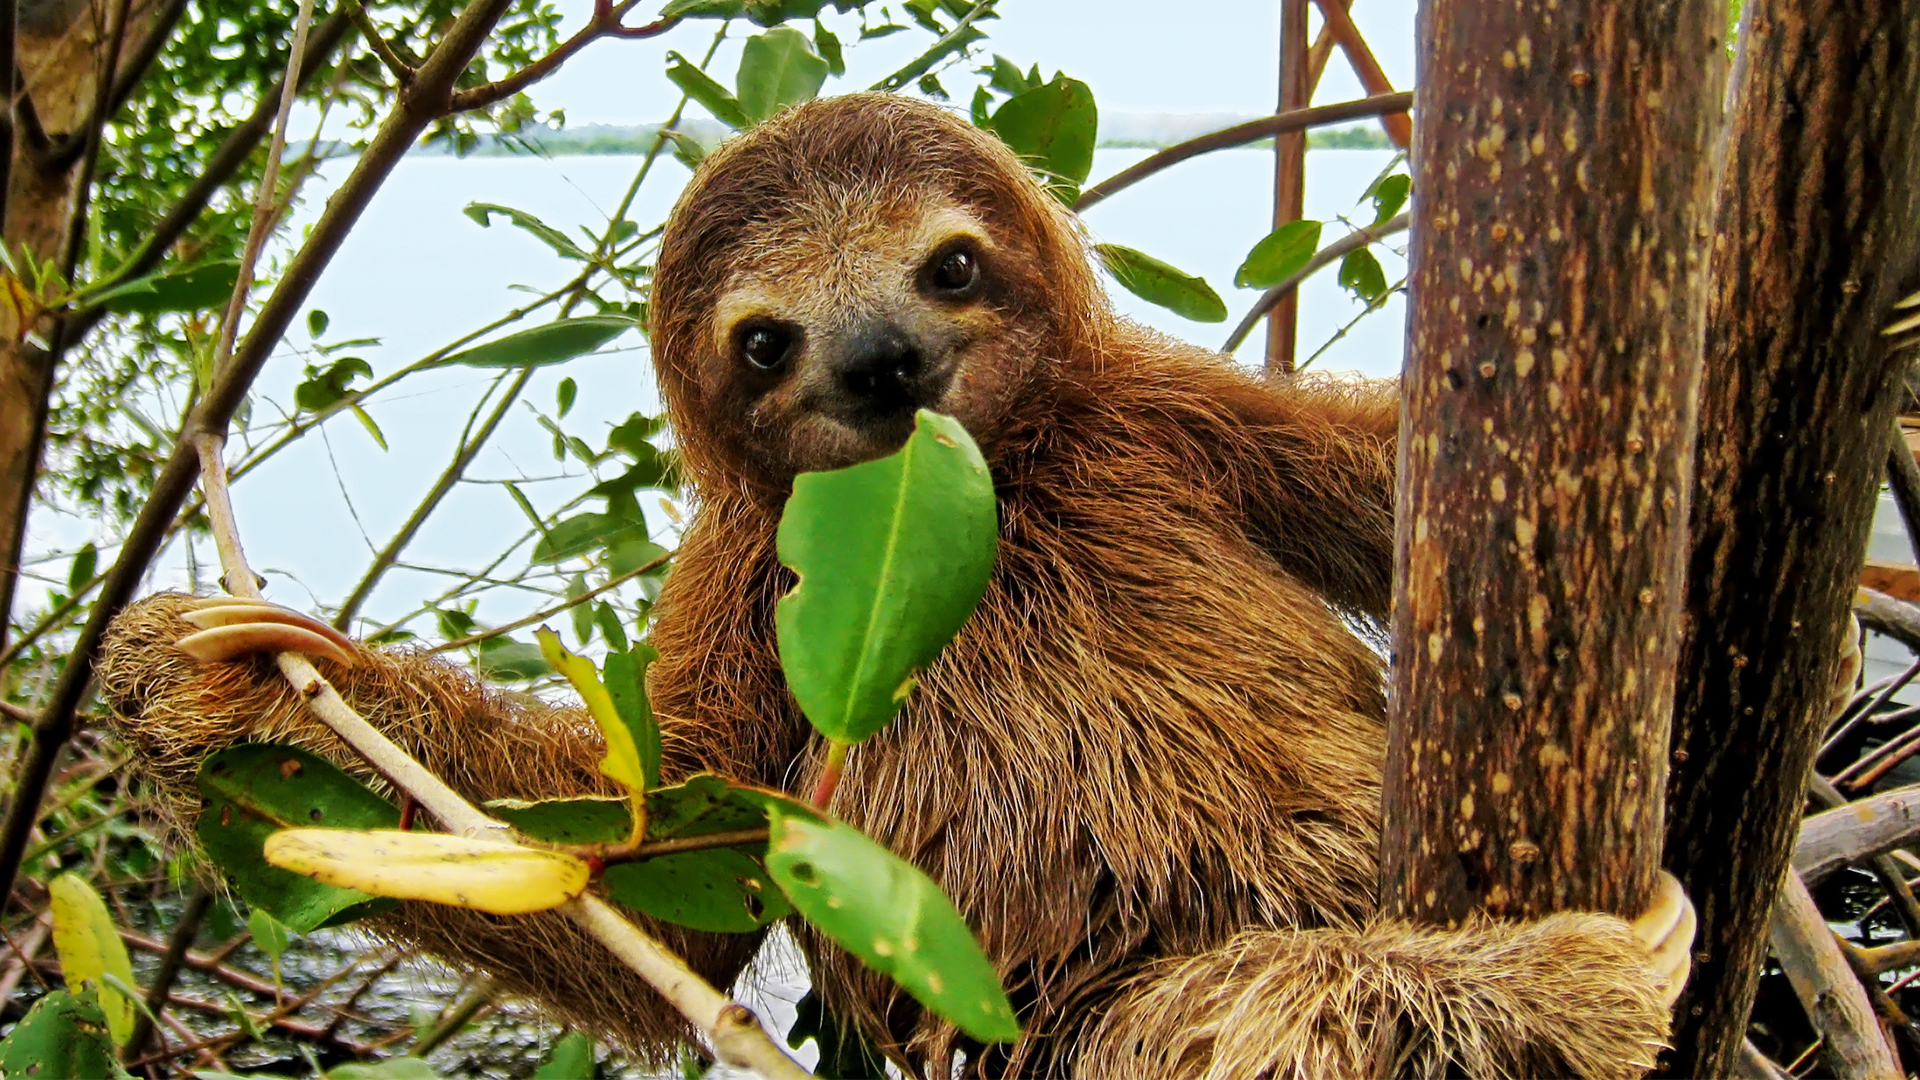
96;94;1669;1078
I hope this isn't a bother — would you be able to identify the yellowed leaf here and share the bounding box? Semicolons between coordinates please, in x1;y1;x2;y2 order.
262;829;589;916
48;873;137;1046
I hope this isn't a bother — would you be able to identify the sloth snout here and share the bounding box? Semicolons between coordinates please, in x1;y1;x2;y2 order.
829;318;947;418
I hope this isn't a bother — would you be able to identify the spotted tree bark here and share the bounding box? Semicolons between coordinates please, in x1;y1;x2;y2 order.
1380;0;1722;930
1659;0;1920;1073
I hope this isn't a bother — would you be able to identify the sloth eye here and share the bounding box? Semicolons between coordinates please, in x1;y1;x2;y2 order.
735;320;796;371
923;245;980;297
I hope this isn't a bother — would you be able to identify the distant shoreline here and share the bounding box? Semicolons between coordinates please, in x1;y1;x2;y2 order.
295;117;1397;161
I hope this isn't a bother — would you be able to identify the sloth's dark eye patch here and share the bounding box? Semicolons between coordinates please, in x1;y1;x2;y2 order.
735;318;798;371
921;242;982;299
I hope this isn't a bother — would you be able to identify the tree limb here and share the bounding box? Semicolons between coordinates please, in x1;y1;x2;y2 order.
446;0;678;112
1768;869;1902;1080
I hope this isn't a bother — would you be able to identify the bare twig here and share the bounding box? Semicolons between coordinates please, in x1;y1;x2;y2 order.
1795;782;1920;885
347;0;415;84
1309;0;1411;147
447;0;678;111
119;928;280;997
1221;212;1410;353
123;884;213;1058
428;551;671;653
1859;587;1920;653
1072;91;1413;212
1805;773;1920;936
1767;870;1901;1080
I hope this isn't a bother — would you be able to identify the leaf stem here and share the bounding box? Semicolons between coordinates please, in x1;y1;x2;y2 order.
811;740;850;810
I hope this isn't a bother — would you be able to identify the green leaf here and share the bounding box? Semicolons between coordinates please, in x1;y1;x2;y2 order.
664;129;708;171
1096;244;1228;323
1338;247;1389;303
666;51;750;129
308;309;330;337
89;259;241;316
530;512;648;563
349;404;388;450
813;20;845;76
766;809;1018;1043
327;1058;440;1080
196;745;400;932
1368;173;1411;225
736;27;830;126
987;54;1035;96
603;643;663;790
538;629;647;802
603;847;792;933
464;203;590;261
557;376;578;418
660;0;745;15
533;1032;596;1080
1235;220;1323;289
607;538;672;578
596;602;630;652
475;639;552;681
868;3;993;92
68;542;97;594
48;874;138;1046
295;356;375;413
568;573;594;645
775;411;997;744
788;989;889;1079
984;75;1096;203
492;797;634;845
249;907;293;989
0;990;133;1079
436;315;638;369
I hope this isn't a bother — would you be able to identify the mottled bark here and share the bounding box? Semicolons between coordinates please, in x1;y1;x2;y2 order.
1264;0;1308;376
1381;0;1722;923
1659;0;1920;1073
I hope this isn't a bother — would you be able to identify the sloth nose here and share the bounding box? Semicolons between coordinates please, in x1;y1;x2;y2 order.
833;320;926;412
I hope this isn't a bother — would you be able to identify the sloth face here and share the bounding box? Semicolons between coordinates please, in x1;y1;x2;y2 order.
696;198;1044;477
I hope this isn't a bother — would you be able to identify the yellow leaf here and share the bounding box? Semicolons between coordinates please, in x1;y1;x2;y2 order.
536;628;646;796
262;829;590;916
48;873;137;1046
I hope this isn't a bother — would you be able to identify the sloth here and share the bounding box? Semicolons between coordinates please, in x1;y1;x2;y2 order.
98;93;1693;1079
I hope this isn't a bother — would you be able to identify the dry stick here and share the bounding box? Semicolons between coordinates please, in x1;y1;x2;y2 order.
412;974;498;1055
123;884;213;1059
192;449;806;1078
1795;783;1920;885
1309;0;1411;147
428;551;671;653
1769;870;1902;1079
0;0;525;916
1740;1041;1793;1080
1803;773;1920;937
1220;212;1409;353
1071;91;1412;212
1860;587;1920;654
119;929;280;997
447;0;677;110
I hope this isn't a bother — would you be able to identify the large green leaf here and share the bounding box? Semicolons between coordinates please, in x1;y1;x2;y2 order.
0;989;132;1079
1235;220;1323;289
196;744;400;932
529;512;649;563
736;27;830;125
1096;244;1228;323
766;809;1019;1043
603;847;792;933
492;775;774;847
775;411;997;745
984;75;1096;203
435;316;638;369
603;643;663;791
1338;247;1389;303
533;1032;597;1080
666;51;749;129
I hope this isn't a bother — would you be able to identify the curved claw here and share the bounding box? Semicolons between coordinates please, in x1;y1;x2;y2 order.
1885;290;1920;336
1829;612;1864;721
174;598;358;667
1632;870;1697;1009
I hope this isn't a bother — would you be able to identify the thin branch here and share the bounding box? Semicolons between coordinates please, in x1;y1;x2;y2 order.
123;884;213;1058
56;0;135;281
98;0;190;123
1794;783;1920;884
1222;211;1410;353
331;366;534;629
119;929;279;997
1805;773;1920;937
347;0;415;84
0;0;15;237
1309;0;1411;147
429;551;671;653
447;0;678;111
1768;870;1902;1080
1072;91;1413;212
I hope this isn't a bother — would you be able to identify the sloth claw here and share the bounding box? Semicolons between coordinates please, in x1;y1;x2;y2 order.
1631;870;1697;1009
174;599;358;667
1885;291;1920;336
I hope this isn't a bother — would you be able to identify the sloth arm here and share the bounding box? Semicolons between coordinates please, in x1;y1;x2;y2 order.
1076;907;1678;1080
1188;367;1400;623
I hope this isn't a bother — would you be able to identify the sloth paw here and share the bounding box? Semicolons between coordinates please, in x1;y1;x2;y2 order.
1632;870;1696;1009
173;596;358;668
1887;289;1920;338
1829;612;1864;723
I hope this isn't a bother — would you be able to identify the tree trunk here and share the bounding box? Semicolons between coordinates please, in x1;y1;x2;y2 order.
1381;0;1721;925
1658;0;1920;1073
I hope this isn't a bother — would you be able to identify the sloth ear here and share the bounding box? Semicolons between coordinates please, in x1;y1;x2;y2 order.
173;598;359;668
